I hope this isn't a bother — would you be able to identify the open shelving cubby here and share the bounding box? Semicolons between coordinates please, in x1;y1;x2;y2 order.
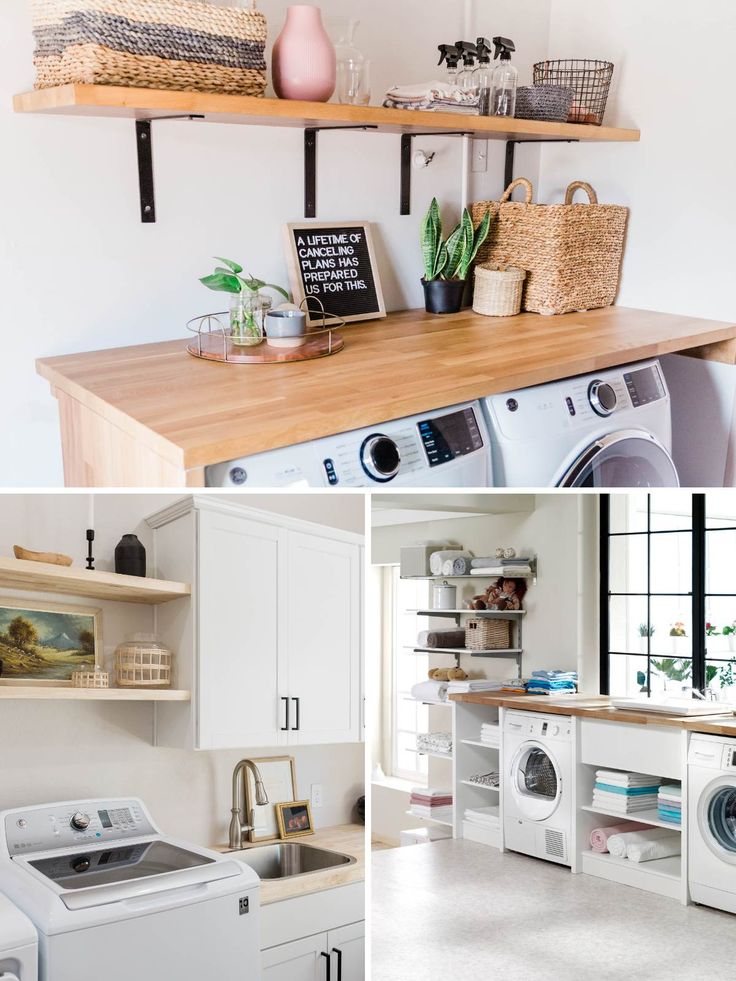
453;701;503;849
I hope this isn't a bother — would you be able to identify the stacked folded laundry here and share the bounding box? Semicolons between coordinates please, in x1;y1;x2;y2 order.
467;771;499;788
480;722;500;746
471;558;534;576
409;788;453;823
447;679;521;695
417;629;467;650
526;670;578;695
385;82;480;114
593;770;661;813
606;827;681;864
463;805;500;829
416;732;453;756
411;680;448;704
658;783;682;825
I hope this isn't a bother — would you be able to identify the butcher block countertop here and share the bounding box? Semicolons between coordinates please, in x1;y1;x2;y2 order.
449;691;736;734
217;823;364;905
36;305;736;474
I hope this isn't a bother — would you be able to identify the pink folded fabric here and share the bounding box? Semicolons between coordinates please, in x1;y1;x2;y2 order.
590;822;649;853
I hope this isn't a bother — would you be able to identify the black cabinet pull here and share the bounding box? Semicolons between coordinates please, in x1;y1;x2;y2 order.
292;697;301;731
332;947;343;981
281;697;290;732
320;951;331;981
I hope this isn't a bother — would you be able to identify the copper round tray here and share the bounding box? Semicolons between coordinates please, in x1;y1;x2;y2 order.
186;313;345;364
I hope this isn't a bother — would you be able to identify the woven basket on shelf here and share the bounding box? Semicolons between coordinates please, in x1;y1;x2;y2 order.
471;178;628;316
473;265;526;317
465;618;511;651
114;635;172;688
515;85;574;122
31;0;268;95
71;669;110;689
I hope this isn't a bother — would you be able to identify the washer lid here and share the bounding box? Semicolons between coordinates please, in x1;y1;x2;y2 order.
557;430;678;488
509;742;562;822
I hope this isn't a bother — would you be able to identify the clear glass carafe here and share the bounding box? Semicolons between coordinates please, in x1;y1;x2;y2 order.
229;291;270;347
334;19;368;105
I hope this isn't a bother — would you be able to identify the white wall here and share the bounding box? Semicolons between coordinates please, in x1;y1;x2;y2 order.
0;0;550;486
0;492;364;846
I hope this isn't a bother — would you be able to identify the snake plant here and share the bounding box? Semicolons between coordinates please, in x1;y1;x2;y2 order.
420;199;491;282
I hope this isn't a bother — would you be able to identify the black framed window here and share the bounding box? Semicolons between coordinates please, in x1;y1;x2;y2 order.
599;492;719;698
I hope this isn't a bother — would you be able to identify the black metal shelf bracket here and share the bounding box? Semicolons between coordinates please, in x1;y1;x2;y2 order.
136;115;204;223
400;131;473;216
504;138;580;191
303;125;378;219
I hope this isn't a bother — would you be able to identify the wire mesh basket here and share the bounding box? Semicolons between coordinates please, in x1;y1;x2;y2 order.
533;60;614;125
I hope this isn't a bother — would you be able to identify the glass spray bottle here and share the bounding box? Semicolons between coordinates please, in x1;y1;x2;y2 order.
490;36;518;117
475;38;493;115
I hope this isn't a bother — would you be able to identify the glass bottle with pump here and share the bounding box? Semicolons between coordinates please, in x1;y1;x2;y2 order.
474;37;493;115
490;36;518;117
437;44;462;87
455;41;479;96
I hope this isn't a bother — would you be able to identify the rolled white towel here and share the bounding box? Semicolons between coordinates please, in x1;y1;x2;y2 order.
410;681;449;703
429;550;467;575
607;828;681;863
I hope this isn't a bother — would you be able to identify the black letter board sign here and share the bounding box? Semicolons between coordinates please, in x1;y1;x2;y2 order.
284;222;386;326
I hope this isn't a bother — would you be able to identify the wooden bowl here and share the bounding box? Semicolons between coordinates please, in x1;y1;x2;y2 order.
13;546;73;567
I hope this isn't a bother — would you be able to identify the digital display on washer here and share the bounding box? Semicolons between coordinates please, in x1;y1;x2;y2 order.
417;408;484;468
623;366;665;407
98;809;113;829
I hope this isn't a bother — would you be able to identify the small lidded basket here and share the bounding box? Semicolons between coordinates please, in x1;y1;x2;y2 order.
473;265;527;317
114;634;173;688
465;618;511;651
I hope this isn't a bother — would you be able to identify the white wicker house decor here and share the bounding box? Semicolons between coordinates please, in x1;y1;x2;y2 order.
114;634;173;688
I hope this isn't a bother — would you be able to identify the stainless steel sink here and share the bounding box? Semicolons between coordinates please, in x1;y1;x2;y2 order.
228;841;356;880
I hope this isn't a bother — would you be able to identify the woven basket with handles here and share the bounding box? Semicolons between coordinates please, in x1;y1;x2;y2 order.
471;178;628;316
31;0;267;95
465;618;511;651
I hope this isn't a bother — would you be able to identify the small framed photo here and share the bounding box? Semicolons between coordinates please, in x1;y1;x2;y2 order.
0;597;102;687
276;800;315;839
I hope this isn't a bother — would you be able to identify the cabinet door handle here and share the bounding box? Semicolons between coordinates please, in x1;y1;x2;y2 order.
332;947;343;981
320;951;331;981
292;697;300;731
281;697;290;732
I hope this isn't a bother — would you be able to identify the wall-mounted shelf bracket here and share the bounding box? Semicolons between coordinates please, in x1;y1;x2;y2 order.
303;125;378;218
504;139;580;190
136;115;204;223
400;131;473;216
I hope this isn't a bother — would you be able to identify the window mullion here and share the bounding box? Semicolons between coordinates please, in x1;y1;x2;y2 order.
692;494;707;693
599;495;610;695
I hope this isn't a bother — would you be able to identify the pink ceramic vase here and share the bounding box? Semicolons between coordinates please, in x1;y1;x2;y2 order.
272;5;336;102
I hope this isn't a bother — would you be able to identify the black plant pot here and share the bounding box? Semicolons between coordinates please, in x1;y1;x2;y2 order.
115;534;147;578
421;278;466;315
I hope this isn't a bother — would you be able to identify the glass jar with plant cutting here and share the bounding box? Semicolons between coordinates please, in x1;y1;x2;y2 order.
200;258;290;347
420;199;491;315
669;620;687;656
724;621;736;653
638;622;654;655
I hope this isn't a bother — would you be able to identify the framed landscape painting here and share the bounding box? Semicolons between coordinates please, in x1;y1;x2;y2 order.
0;598;102;686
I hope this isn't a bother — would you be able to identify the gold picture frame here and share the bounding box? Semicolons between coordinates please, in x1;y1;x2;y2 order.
276;800;314;840
243;756;298;843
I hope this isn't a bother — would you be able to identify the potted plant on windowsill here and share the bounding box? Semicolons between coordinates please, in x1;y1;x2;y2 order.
669;621;687;656
420;199;491;315
200;257;290;347
638;622;654;655
723;622;736;653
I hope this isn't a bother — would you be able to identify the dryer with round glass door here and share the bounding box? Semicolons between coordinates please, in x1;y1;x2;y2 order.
503;711;573;866
688;733;736;914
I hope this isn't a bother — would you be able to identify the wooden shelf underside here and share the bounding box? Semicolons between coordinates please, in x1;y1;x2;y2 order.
0;686;190;701
411;647;522;657
410;610;526;619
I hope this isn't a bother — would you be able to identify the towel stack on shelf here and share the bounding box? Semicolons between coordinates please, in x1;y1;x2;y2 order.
463;806;500;830
480;722;500;746
526;670;578;695
409;788;453;823
384;82;480;114
447;679;520;695
416;732;453;756
593;770;661;813
470;556;533;576
658;783;682;825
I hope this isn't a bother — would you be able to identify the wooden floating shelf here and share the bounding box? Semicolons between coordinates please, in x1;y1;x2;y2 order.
0;686;191;701
581;804;681;832
0;556;191;604
12;86;641;143
410;610;526;619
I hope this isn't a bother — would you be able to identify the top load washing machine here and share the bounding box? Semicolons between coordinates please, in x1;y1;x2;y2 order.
483;359;679;487
0;892;37;981
0;797;260;981
206;401;491;487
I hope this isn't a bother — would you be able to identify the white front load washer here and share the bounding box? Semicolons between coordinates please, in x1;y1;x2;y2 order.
688;734;736;913
0;892;37;981
503;711;573;866
0;798;260;981
206;401;491;487
483;359;679;487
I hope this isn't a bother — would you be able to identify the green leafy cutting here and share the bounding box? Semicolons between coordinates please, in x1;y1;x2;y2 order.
200;258;290;300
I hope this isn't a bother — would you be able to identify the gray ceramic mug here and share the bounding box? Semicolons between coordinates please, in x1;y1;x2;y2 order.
264;309;307;347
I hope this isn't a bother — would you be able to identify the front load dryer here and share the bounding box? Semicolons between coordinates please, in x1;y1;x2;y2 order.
483;359;679;487
688;734;736;913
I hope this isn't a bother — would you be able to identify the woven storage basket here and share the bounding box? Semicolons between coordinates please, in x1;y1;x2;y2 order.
31;0;267;95
114;634;172;688
471;178;628;316
71;669;110;689
473;265;526;317
533;60;614;125
515;85;574;122
465;618;511;651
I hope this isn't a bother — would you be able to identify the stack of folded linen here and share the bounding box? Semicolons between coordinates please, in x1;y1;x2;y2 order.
409;788;453;823
384;82;480;114
471;558;534;576
447;679;520;695
411;680;448;704
416;732;452;756
526;670;578;695
480;722;500;746
467;771;499;788
463;805;500;829
606;827;681;864
658;783;682;825
593;770;661;813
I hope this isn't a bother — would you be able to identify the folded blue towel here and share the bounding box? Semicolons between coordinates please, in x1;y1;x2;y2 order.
658;813;681;824
595;783;660;796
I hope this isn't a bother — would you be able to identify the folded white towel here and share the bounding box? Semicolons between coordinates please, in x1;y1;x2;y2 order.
411;681;448;703
596;770;661;786
471;566;532;576
607;828;681;863
386;81;478;103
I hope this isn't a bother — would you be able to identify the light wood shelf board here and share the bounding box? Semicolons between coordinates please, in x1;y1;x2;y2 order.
0;686;191;701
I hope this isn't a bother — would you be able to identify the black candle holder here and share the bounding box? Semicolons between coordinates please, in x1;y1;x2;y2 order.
86;529;95;571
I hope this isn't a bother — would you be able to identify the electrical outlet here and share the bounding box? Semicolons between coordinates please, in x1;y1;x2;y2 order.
311;783;323;808
472;139;489;173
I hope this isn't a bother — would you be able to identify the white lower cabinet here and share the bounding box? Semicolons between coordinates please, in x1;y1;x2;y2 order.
326;922;365;981
262;924;365;981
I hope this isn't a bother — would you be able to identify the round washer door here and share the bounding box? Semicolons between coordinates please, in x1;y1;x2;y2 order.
509;742;562;821
557;430;679;488
699;778;736;864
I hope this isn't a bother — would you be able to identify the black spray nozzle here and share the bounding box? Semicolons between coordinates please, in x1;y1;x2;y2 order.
476;38;492;63
455;41;479;66
438;43;461;69
493;36;516;61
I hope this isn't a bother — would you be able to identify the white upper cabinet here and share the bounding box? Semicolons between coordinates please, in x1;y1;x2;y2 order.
149;497;363;751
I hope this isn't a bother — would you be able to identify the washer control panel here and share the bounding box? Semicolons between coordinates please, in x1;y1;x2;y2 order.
5;799;155;855
417;406;485;468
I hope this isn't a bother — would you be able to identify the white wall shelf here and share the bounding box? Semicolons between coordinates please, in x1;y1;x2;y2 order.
405;811;453;828
460;780;499;792
581;804;681;832
461;739;499;750
581;850;681;901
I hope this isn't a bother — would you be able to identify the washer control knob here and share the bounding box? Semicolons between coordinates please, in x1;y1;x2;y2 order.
588;380;617;417
361;435;401;482
550;725;560;737
71;855;91;874
70;812;91;831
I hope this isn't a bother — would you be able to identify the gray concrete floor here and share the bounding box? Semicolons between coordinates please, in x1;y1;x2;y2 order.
372;840;736;981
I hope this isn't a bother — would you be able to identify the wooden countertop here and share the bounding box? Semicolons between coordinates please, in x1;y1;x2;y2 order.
36;306;736;471
216;823;364;905
449;692;736;733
